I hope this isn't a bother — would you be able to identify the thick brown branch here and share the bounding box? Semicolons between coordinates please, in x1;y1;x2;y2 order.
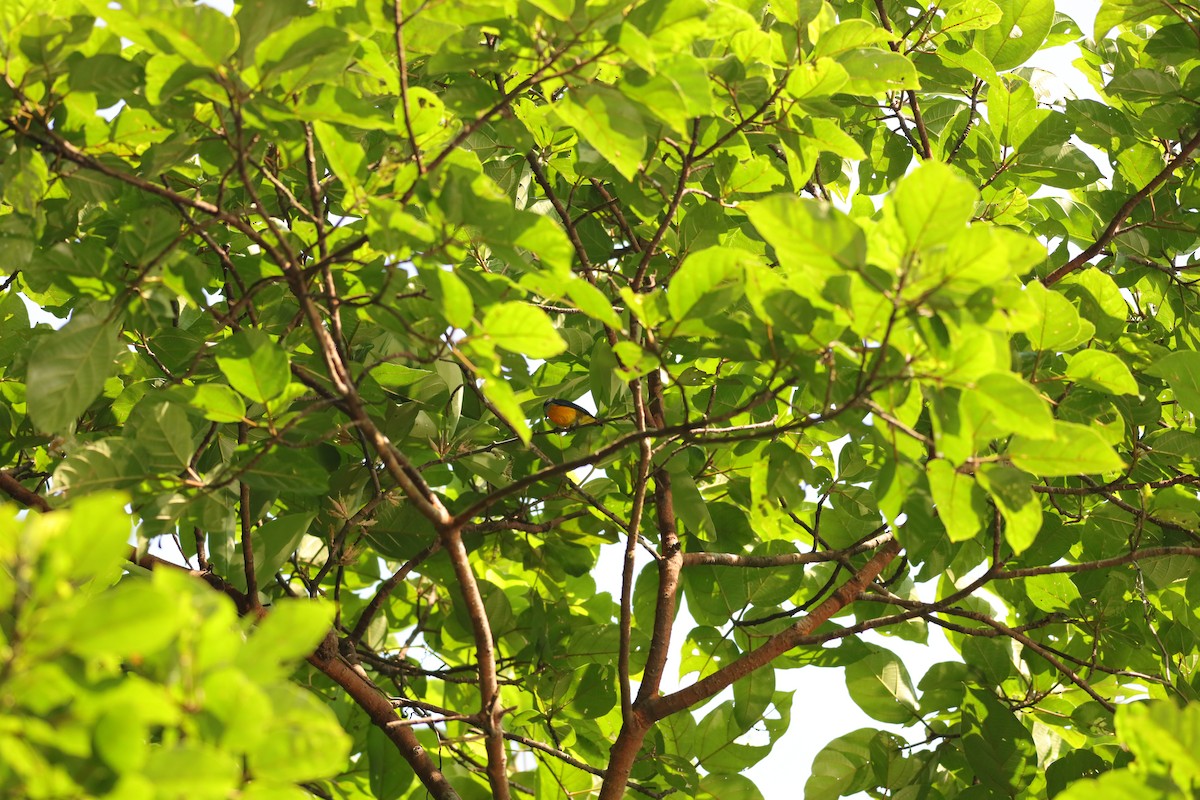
648;538;901;720
1044;126;1200;285
598;370;683;800
0;470;50;512
441;526;510;799
310;641;462;800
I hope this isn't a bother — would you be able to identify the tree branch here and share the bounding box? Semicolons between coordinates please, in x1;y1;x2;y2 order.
440;525;510;799
1044;126;1200;285
997;546;1200;579
0;470;50;512
619;382;653;726
874;0;931;159
309;637;463;800
598;369;683;800
682;530;894;568
647;538;900;721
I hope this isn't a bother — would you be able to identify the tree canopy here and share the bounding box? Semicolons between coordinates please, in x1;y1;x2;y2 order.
2;0;1200;798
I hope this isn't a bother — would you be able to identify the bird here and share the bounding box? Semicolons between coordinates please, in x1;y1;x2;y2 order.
543;398;601;428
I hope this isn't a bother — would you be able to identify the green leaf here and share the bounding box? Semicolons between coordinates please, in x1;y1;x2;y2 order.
889;161;977;251
253;11;352;85
937;42;1001;85
29;492;131;591
667;246;749;321
976;0;1054;70
1055;769;1174;800
977;464;1042;554
744;195;866;281
367;725;417;799
942;0;1003;33
1013;143;1104;189
235;449;330;494
54;438;148;495
962;688;1038;793
480;376;532;444
215;330;291;405
565;277;624;328
553;87;648;180
480;302;566;359
1065;350;1139;396
805;730;874;799
813;20;895;59
989;76;1038;149
1146;351;1200;417
785;58;850;99
668;462;715;539
0;147;49;215
84;0;239;69
732;667;775;730
524;0;574;21
238;599;334;679
927;459;986;542
252;514;315;588
38;579;183;660
312;120;367;200
1094;0;1168;39
191;385;247;423
698;774;764;800
369;363;434;388
1105;69;1181;104
1116;701;1200;788
1025;282;1096;351
805;118;867;161
1046;750;1110;799
622;53;714;135
1009;421;1125;477
126;401;194;472
26;313;121;434
972;372;1055;439
1024;572;1080;612
253;684;353;782
844;650;918;724
836;49;920;95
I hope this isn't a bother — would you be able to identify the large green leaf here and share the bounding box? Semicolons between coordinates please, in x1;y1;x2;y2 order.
215;330;291;405
479;302;567;359
27;313;121;434
1009;421;1125;477
1147;351;1200;417
972;372;1055;440
962;688;1038;793
744;195;866;281
976;0;1054;69
927;459;987;542
553;87;648;180
844;650;919;724
889;161;977;251
1065;350;1139;396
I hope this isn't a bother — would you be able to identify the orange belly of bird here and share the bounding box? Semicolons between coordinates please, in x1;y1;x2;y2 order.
546;405;578;427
